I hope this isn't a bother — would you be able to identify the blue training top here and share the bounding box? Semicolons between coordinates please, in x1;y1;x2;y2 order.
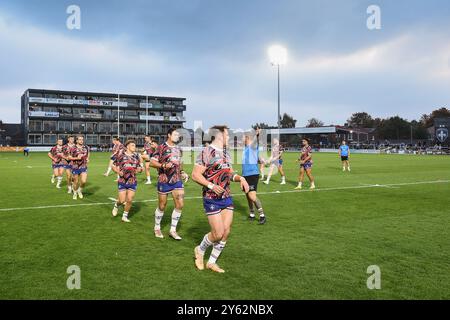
242;144;260;176
339;145;349;156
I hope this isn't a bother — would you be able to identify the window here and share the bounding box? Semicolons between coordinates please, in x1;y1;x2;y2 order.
58;121;71;131
44;107;58;112
100;109;113;120
73;122;86;132
86;122;98;133
29;120;42;131
99;135;111;145
86;108;99;114
58;107;72;115
43;134;57;144
29;105;43;111
137;123;146;134
85;134;98;145
112;123;125;134
43;121;57;131
125;123;136;133
58;134;69;142
136;135;145;146
28;134;42;144
98;122;112;133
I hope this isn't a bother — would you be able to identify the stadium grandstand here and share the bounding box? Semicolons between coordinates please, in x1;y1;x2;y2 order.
21;89;187;148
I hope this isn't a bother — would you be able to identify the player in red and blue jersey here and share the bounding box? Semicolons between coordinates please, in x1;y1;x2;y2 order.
192;125;249;273
150;128;189;240
68;136;90;200
104;137;126;177
295;138;316;190
142;135;158;185
263;138;286;185
47;139;65;189
62;136;76;194
111;140;144;223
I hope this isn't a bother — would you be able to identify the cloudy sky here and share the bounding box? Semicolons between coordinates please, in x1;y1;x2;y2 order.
0;0;450;129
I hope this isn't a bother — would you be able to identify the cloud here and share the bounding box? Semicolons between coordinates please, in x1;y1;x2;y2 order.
1;4;450;129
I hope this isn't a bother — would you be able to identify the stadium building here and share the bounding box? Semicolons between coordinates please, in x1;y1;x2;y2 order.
21;89;186;147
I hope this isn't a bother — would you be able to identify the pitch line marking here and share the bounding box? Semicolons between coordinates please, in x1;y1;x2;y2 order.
0;179;448;212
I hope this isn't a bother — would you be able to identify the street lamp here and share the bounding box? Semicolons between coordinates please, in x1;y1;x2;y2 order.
268;45;287;130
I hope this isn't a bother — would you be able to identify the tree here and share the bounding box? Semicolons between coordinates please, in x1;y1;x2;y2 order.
306;118;324;127
252;122;273;129
346;112;374;128
280;113;297;128
420;107;450;128
376;116;411;140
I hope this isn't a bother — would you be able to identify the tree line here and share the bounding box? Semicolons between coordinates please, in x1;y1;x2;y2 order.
254;108;450;140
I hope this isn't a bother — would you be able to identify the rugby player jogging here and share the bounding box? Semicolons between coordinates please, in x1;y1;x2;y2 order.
68;136;90;200
62;136;76;194
150;128;189;240
111;140;144;223
263;138;286;185
47;139;65;189
192;125;250;273
142;136;158;185
104;137;125;178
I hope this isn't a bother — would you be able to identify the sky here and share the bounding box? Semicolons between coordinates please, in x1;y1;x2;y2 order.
0;0;450;129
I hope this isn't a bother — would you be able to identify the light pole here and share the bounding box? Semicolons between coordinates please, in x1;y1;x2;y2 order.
146;95;149;136
268;45;287;130
117;93;120;139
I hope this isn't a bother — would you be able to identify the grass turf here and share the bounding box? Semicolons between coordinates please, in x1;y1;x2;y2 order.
0;151;449;299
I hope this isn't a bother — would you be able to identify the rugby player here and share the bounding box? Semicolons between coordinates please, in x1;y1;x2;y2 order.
104;137;125;177
295;138;316;190
68;136;90;199
192;125;250;273
47;139;65;189
62;136;76;194
150;128;189;240
143;135;158;185
263;138;286;185
111;140;144;223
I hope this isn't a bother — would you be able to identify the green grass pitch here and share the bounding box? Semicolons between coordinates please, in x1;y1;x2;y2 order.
0;151;449;299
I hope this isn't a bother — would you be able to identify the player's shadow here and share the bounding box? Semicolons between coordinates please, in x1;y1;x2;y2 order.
286;180;298;187
84;186;101;196
183;217;209;247
233;199;249;219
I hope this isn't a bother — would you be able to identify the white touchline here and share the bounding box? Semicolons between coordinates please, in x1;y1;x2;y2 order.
0;180;448;213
